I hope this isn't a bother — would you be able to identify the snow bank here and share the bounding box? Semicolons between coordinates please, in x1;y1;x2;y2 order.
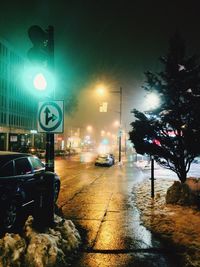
0;215;81;267
0;233;26;267
134;178;200;267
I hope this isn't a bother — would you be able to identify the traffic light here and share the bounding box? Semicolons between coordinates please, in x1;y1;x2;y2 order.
33;73;47;90
25;25;55;97
27;25;48;65
22;66;55;96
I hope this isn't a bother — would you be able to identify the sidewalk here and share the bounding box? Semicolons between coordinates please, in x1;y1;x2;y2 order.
134;171;200;267
68;162;180;266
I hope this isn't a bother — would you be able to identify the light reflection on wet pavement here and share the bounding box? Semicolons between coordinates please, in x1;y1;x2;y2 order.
56;158;180;266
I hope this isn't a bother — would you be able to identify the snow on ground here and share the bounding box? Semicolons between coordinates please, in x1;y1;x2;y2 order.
0;215;81;267
134;163;200;267
136;160;200;180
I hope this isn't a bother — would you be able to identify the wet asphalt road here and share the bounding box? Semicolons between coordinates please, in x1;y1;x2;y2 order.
55;155;180;267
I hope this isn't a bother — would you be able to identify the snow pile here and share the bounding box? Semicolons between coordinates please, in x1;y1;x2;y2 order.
0;233;26;266
0;215;81;267
134;178;200;267
166;181;196;205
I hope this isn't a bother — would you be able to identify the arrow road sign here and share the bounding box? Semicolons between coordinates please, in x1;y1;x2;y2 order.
38;101;64;133
44;106;57;125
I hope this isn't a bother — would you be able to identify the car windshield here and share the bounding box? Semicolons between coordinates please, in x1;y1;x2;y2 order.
29;157;44;171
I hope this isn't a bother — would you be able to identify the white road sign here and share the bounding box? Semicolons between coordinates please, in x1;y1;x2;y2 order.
38;101;64;133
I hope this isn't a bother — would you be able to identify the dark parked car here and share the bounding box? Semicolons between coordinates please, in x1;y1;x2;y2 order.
0;151;60;232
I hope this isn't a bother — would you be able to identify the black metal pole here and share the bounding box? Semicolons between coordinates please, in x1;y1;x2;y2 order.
119;87;122;163
110;87;122;163
45;25;55;172
45;133;54;171
151;155;155;198
43;25;55;227
119;135;121;162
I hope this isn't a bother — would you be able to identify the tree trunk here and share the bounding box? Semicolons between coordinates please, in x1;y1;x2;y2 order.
178;168;187;183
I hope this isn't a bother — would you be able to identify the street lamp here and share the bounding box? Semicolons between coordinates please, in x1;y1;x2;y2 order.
146;92;160;110
96;84;107;96
110;87;122;163
86;125;93;133
113;120;120;127
145;92;160;198
96;86;123;163
100;130;105;136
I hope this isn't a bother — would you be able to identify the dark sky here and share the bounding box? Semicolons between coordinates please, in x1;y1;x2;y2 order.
1;0;200;130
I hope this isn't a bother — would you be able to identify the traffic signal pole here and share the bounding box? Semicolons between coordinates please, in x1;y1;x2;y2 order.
43;26;55;228
27;25;56;229
45;26;55;173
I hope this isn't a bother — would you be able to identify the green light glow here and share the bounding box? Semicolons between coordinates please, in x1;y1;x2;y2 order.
33;73;47;90
22;65;56;98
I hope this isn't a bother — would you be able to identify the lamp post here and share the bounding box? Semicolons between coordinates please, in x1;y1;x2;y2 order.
110;87;122;163
151;155;155;198
96;85;123;163
145;92;160;198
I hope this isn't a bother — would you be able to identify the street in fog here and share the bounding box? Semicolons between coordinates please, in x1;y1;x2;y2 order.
55;154;180;267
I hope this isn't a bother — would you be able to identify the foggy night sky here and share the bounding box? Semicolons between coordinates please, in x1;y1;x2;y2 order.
0;0;200;132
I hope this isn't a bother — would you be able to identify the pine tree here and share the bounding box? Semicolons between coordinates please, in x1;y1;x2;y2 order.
129;33;200;183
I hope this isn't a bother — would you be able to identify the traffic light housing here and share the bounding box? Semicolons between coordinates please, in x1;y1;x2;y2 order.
25;25;55;97
27;25;48;65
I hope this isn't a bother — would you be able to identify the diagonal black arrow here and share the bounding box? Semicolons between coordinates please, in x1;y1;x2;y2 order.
51;113;57;122
44;107;57;125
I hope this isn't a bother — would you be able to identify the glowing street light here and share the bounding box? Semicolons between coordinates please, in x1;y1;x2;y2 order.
101;130;105;136
113;120;120;127
146;92;160;109
96;85;106;96
86;125;93;132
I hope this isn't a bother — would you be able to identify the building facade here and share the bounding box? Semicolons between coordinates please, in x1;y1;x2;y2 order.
0;38;37;151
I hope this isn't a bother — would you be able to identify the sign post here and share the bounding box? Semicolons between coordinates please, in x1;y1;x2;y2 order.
36;100;64;229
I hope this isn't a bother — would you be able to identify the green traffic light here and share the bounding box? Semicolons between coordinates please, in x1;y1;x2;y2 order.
33;73;47;90
22;65;55;97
